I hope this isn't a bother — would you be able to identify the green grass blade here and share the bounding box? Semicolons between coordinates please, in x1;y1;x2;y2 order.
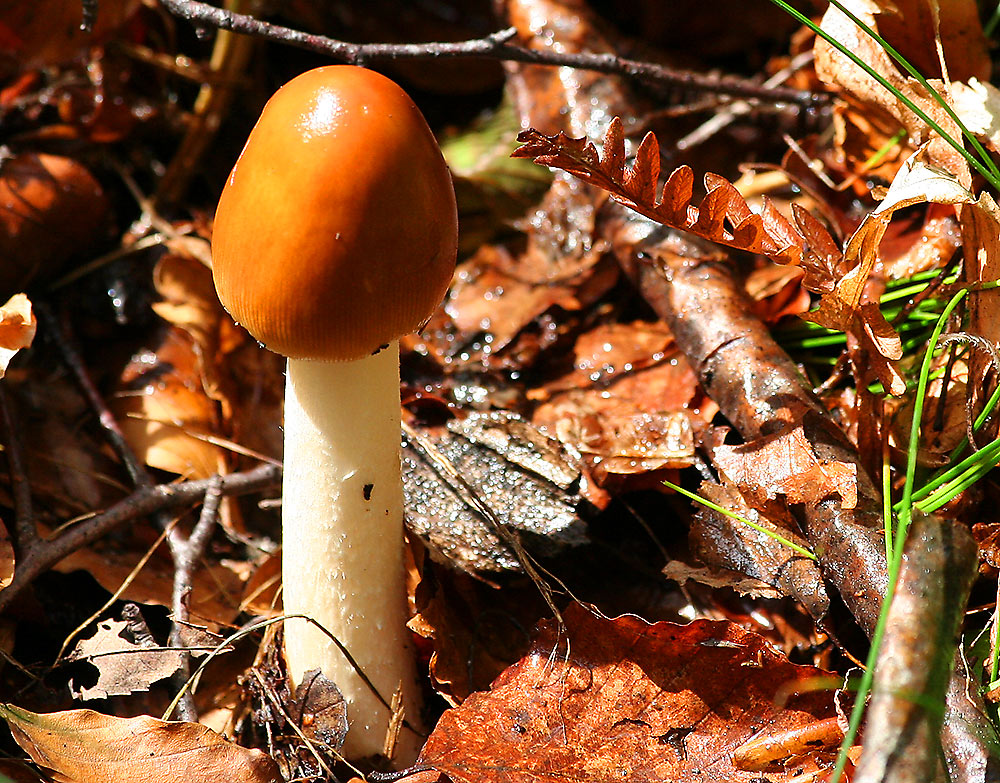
826;0;1000;182
768;0;1000;191
662;479;817;560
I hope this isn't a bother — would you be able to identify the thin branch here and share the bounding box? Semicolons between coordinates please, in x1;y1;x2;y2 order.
169;474;224;722
37;303;150;487
157;0;822;106
0;463;281;614
0;387;39;552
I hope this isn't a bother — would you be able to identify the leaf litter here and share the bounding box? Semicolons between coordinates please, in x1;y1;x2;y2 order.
0;0;999;780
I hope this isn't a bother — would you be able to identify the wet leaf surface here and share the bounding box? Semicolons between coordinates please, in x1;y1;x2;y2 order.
403;411;591;573
410;602;838;783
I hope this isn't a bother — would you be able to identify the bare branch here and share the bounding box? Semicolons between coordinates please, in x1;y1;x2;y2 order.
157;0;822;106
0;463;281;614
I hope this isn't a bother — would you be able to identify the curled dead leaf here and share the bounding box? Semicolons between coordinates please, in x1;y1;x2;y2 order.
0;154;109;298
0;294;35;378
0;705;281;783
513;118;820;266
713;424;858;511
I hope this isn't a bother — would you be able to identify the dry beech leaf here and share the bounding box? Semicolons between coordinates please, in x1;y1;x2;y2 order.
513;118;825;266
713;425;858;511
809;151;974;335
0;516;13;592
960;192;1000;395
950;78;1000;152
813;0;983;180
114;327;225;479
67;618;184;700
689;483;830;622
662;560;781;600
403;411;589;573
408;603;838;783
531;322;710;485
0;705;281;783
0;154;109;299
0;294;36;378
55;540;244;631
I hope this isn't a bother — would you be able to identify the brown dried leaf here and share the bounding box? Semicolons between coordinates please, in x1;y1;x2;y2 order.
513;118;828;265
0;294;35;377
806;152;971;372
55;540;244;630
409;563;543;704
531;322;714;487
67;618;184;700
661;560;781;600
713;425;858;511
960;192;1000;393
0;705;282;783
814;0;984;180
410;603;837;782
689;482;830;622
114;327;224;480
0;154;109;299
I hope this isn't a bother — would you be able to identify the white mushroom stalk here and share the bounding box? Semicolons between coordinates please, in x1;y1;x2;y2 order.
283;344;418;758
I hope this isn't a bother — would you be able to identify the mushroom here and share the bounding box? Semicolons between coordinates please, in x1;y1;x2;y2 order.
211;65;458;760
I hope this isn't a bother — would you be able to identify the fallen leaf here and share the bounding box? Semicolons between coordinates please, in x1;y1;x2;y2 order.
662;560;781;600
410;603;838;782
114;327;224;479
0;516;13;591
403;411;590;573
804;150;972;384
0;153;109;299
814;0;984;180
959;192;1000;405
950;77;1000;153
0;294;35;378
688;483;829;622
55;539;245;631
713;424;859;511
0;705;282;783
67;618;184;700
531;321;712;485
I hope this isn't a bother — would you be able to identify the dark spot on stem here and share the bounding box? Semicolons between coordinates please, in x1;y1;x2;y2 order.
363;483;374;500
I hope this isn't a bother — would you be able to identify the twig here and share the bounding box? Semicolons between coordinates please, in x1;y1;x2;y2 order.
169;474;224;721
0;386;39;552
156;0;822;106
0;463;281;614
853;513;979;783
36;303;149;487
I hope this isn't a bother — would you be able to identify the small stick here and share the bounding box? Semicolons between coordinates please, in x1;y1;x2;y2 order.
0;387;39;553
0;463;280;614
169;474;224;721
157;0;822;106
36;304;149;487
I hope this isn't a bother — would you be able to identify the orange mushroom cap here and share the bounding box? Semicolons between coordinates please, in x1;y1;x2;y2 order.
211;66;458;361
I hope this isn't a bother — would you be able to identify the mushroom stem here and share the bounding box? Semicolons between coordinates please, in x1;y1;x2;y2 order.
282;341;421;760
